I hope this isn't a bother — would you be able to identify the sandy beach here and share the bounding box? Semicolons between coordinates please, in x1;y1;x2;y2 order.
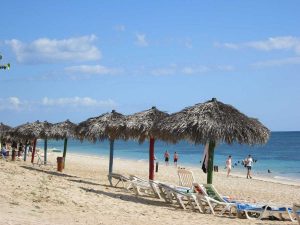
0;152;299;225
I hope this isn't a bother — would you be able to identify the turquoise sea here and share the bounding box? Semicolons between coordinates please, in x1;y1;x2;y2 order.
37;131;300;182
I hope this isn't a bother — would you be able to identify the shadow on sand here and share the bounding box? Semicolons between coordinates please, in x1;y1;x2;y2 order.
68;179;100;186
80;187;171;208
20;165;79;178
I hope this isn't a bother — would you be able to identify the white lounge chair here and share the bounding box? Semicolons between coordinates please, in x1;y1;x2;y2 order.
202;183;230;203
157;182;203;212
128;175;162;199
107;173;131;188
192;182;236;216
177;168;195;189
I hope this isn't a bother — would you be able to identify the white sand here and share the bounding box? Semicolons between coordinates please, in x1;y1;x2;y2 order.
0;152;299;225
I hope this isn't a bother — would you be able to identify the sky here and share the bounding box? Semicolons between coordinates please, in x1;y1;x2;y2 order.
0;1;299;131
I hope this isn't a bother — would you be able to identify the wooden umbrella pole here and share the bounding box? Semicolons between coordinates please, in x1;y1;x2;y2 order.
24;141;28;161
149;137;155;180
109;139;114;174
31;138;37;163
63;138;68;166
207;140;216;184
44;138;48;165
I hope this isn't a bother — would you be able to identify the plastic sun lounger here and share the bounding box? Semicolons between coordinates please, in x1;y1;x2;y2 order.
236;203;296;221
201;184;258;205
157;182;187;204
177;168;195;189
201;183;248;204
107;173;131;188
202;184;228;202
128;175;162;199
157;182;203;212
192;182;236;216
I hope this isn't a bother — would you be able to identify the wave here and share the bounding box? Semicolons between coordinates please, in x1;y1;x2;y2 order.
48;147;62;152
273;175;300;182
278;171;300;174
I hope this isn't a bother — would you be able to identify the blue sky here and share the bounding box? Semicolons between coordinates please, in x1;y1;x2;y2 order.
0;1;299;131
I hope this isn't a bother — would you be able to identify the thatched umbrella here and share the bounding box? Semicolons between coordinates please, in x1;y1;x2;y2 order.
126;106;169;180
0;122;11;135
0;122;11;148
10;120;52;163
157;98;270;184
76;110;127;178
48;119;77;167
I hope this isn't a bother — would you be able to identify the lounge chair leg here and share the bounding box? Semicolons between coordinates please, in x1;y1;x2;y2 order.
192;196;203;213
187;196;195;211
108;177;113;186
114;180;121;187
175;196;186;210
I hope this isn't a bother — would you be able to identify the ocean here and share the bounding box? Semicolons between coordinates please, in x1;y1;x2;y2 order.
36;131;300;182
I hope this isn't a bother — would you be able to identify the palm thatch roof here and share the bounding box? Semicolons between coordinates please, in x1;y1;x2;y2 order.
48;120;77;140
157;98;270;145
125;106;169;143
76;110;127;142
9;120;52;140
0;122;11;137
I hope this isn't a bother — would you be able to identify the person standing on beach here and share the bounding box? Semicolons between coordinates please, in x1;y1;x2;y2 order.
226;155;232;177
164;150;170;166
174;152;179;166
245;154;253;179
1;144;7;159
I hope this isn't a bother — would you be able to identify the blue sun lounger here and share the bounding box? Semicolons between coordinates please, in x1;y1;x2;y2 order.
237;203;296;221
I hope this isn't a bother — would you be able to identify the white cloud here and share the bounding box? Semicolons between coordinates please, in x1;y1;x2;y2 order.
64;65;122;75
252;57;300;68
214;42;239;49
114;25;126;32
9;97;21;108
246;37;300;53
0;97;117;111
181;66;210;74
135;33;148;47
215;36;300;54
151;64;234;76
0;97;24;110
42;97;117;108
151;67;176;76
5;35;101;64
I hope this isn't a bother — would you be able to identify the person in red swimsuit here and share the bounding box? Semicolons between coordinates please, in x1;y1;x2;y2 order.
164;150;170;166
174;152;179;166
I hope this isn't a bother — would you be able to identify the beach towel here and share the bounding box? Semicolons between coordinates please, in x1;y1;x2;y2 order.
237;203;264;212
202;143;209;173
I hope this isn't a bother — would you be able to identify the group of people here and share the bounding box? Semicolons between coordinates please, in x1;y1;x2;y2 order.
0;142;16;159
162;150;256;179
164;150;179;166
226;154;253;179
0;141;33;160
